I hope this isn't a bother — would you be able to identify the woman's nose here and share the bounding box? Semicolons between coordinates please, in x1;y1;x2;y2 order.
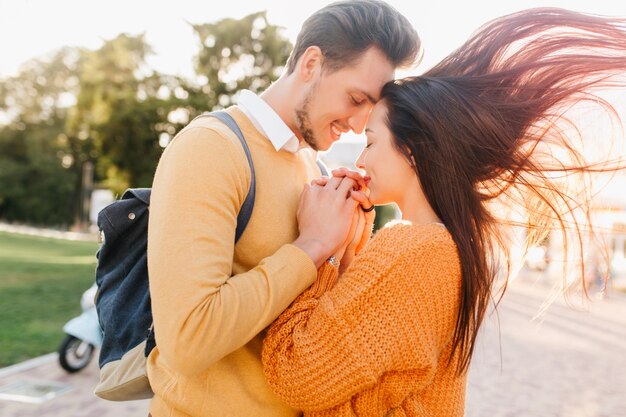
355;150;367;170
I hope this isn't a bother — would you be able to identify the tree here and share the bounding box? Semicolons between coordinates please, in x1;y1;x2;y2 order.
0;119;77;226
0;48;81;226
0;11;293;226
0;47;81;125
80;13;293;193
67;33;158;193
190;11;292;110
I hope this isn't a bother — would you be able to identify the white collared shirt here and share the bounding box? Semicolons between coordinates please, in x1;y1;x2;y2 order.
237;89;300;153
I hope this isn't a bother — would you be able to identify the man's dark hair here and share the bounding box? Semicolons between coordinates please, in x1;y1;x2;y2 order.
285;0;421;73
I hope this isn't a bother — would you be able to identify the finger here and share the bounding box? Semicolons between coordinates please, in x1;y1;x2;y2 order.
357;211;367;243
348;209;360;243
299;184;319;208
341;170;364;181
356;212;373;253
334;169;366;190
350;209;359;233
311;178;328;187
325;175;344;190
332;168;363;182
347;210;366;251
341;210;359;251
355;209;366;238
335;210;358;260
331;168;349;178
350;189;373;207
336;177;357;198
363;204;375;224
355;231;369;253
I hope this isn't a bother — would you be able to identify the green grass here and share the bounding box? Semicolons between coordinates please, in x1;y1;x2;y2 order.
0;231;99;367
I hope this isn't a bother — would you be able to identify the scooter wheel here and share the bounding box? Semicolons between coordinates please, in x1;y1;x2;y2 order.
58;334;95;373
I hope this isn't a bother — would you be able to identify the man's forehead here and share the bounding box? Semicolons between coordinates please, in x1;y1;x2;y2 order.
333;48;394;101
361;89;379;104
351;71;393;104
352;86;383;104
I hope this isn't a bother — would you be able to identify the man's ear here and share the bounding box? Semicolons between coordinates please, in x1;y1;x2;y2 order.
296;46;323;82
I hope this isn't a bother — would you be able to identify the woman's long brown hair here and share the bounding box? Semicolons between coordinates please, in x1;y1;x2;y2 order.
381;8;626;374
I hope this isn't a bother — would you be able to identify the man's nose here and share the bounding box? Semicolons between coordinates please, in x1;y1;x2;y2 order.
347;104;372;134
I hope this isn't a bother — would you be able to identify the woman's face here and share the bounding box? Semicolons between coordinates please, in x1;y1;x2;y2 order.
355;102;417;205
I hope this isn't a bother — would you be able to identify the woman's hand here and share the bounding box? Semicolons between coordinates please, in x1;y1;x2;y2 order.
310;168;376;272
328;168;376;254
349;188;375;254
333;208;367;273
293;176;359;268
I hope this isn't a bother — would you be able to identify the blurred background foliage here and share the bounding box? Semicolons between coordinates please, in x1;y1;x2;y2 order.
0;12;292;227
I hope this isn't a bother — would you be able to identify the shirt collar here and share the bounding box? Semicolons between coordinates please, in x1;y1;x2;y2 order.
237;89;300;153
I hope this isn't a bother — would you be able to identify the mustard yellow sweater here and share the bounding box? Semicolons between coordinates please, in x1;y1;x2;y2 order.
263;221;466;417
147;107;322;417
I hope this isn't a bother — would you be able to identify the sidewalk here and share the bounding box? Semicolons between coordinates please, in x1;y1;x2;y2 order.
0;222;98;242
0;353;150;417
466;275;626;417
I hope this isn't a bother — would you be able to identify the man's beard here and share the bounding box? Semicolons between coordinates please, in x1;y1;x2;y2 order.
295;90;320;151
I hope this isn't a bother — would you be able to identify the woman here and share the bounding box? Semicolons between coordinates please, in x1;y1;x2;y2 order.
262;8;626;416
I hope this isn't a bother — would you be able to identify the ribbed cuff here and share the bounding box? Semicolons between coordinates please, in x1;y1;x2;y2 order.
308;262;339;298
280;243;318;282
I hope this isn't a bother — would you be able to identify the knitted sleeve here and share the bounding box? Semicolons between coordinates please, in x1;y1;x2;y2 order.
262;225;462;413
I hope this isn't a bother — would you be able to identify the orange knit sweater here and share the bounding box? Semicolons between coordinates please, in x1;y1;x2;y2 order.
262;221;466;417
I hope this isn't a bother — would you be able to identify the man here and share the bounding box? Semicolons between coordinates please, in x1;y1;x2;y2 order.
146;1;421;416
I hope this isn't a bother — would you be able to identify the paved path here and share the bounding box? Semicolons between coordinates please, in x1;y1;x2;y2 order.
0;354;149;417
0;273;624;416
466;275;626;417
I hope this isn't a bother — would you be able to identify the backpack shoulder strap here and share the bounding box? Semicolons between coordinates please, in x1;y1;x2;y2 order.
192;112;328;242
316;159;329;177
197;111;256;243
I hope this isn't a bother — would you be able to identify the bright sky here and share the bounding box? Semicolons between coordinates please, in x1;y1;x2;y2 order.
1;0;625;79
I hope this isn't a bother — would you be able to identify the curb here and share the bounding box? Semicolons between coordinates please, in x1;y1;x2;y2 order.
0;353;57;380
0;223;98;242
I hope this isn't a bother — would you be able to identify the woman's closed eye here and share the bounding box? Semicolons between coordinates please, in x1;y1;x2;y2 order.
351;96;365;106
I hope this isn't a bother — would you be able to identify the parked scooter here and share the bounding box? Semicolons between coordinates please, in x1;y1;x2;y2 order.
58;283;103;373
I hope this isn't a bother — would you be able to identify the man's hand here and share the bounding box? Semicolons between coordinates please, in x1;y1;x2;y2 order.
293;176;359;268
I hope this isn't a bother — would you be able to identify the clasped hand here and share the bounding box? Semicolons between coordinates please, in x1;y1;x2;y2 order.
295;168;375;273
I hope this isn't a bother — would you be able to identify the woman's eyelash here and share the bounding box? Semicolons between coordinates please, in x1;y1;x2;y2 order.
351;96;364;105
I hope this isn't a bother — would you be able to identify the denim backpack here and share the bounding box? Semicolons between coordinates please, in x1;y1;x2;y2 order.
93;111;256;401
93;111;329;401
